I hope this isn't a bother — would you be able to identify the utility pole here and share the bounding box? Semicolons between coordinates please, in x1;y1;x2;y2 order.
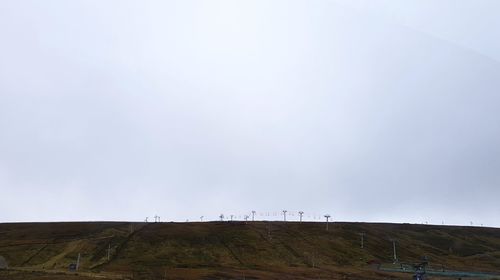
324;214;331;231
299;211;304;223
252;210;256;222
310;251;316;268
360;233;365;249
267;223;272;240
391;239;398;263
107;244;111;261
76;253;81;270
282;210;287;222
219;214;224;221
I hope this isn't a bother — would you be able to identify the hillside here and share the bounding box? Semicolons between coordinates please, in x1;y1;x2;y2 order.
1;221;500;279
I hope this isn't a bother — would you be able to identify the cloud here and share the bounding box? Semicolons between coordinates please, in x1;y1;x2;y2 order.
1;0;499;226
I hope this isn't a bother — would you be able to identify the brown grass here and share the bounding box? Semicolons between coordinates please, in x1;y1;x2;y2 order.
0;221;499;279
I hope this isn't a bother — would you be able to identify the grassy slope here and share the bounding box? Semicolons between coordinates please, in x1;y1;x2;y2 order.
0;221;499;279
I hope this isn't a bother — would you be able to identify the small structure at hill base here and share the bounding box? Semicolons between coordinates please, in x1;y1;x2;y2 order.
69;263;77;271
412;261;428;280
0;256;8;269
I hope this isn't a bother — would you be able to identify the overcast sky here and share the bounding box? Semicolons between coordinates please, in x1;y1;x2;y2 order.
1;0;500;226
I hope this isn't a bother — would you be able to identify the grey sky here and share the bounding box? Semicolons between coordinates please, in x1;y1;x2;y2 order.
1;1;499;226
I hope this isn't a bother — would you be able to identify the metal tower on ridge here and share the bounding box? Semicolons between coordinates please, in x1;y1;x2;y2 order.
324;214;331;231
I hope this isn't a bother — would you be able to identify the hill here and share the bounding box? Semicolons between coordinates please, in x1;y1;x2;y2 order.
0;221;499;279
